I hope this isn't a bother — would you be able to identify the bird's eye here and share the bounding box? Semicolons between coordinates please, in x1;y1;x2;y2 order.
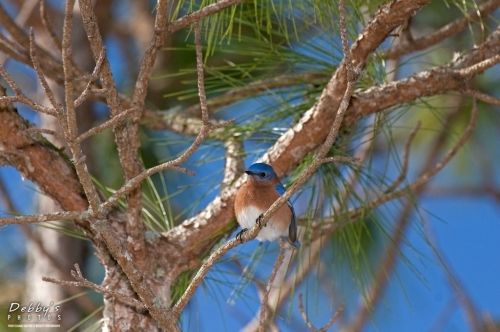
260;172;266;178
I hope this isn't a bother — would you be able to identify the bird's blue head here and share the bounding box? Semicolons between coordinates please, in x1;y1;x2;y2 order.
245;163;278;183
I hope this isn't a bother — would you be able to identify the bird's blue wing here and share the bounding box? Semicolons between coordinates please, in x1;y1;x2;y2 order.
275;183;300;248
275;183;286;196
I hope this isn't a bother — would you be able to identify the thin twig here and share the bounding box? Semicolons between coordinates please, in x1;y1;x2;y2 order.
40;0;63;52
0;64;58;116
194;21;209;125
258;241;286;332
299;293;344;332
241;233;330;331
167;0;245;34
25;127;66;140
348;100;478;220
424;221;483;331
463;89;500;106
0;211;82;226
455;54;500;78
61;0;101;213
29;28;61;112
74;46;107;107
321;156;360;164
385;121;421;193
173;236;245;315
77;107;137;143
0;175;98;314
43;264;144;309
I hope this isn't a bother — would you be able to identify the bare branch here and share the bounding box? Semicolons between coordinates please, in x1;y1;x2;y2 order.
385;121;421;193
0;211;82;226
463;89;500;106
0;88;89;230
258;240;286;332
62;0;101;213
29;28;61;112
42;264;144;309
0;4;30;52
343;104;461;329
194;21;209;125
0;37;29;64
384;0;500;60
74;47;107;107
455;54;500;78
77;107;137;143
319;156;360;164
299;293;344;332
40;0;63;52
25;127;66;140
172;236;244;315
244;233;330;331
424;222;483;331
0;64;59;116
167;0;245;34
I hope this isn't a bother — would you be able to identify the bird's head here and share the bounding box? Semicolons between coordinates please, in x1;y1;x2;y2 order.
245;163;278;184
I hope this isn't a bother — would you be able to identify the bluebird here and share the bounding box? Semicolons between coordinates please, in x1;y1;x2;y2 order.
234;163;300;248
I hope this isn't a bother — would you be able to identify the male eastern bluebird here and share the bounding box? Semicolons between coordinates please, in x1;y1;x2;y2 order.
234;163;300;248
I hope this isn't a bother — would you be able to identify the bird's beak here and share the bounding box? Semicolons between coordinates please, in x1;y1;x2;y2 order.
244;170;252;175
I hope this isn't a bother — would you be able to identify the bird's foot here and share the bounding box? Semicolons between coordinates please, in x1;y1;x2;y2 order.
236;228;248;243
256;214;266;228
